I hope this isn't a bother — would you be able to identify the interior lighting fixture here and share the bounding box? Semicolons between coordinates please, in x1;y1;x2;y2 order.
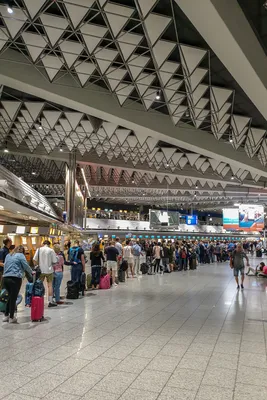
264;1;267;10
59;146;63;152
4;143;8;153
81;167;91;198
7;2;13;13
231;175;234;180
195;185;198;189
32;171;36;176
38;119;42;130
132;179;135;183
155;90;161;100
229;138;233;143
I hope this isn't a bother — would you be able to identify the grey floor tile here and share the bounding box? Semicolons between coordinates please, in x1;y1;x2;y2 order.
159;343;189;357
218;333;242;343
16;373;67;398
209;352;238;370
120;388;159;400
49;357;90;377
214;341;240;355
130;369;171;393
82;390;119;399
82;356;120;375
103;344;136;360
158;386;196;400
15;358;59;378
56;371;102;396
132;344;160;358
193;334;218;345
43;393;80;400
236;365;267;387
119;335;147;348
117;355;150;373
75;344;106;361
3;395;40;400
240;340;266;354
179;353;210;371
234;383;267;400
169;333;195;346
239;352;267;369
147;354;181;372
167;368;204;391
196;385;234;399
202;366;236;389
93;371;137;395
44;345;78;361
186;342;215;357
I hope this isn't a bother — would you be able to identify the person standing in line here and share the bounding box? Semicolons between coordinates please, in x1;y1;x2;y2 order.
180;246;187;271
68;240;85;284
90;243;105;289
153;242;162;274
230;243;249;290
199;241;205;264
33;240;58;307
132;240;142;275
115;237;123;269
161;243;169;274
123;240;134;278
3;245;33;323
0;237;12;289
105;241;119;286
52;244;64;304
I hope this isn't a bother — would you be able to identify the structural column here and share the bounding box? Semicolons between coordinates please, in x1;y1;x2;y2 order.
65;151;76;225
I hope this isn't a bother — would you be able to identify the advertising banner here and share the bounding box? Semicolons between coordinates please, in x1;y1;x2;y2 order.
223;208;239;229
149;209;179;229
239;204;264;231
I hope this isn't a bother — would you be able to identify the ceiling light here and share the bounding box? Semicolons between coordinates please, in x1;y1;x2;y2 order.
38;119;42;130
7;2;13;14
229;138;233;143
231;175;234;180
32;171;36;176
59;146;63;152
132;179;135;183
155;90;161;100
195;185;198;189
143;193;145;196
4;147;8;153
234;203;240;207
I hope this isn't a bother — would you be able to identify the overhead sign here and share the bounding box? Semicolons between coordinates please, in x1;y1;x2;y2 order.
223;208;239;229
186;215;198;225
239;204;264;231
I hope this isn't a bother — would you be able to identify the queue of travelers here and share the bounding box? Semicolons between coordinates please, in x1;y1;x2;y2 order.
0;236;266;323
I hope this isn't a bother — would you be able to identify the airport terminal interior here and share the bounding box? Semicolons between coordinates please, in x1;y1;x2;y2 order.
0;0;267;399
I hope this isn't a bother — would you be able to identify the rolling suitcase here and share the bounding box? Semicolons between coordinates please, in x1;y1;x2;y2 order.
256;249;262;257
118;268;125;282
80;272;86;296
31;296;44;322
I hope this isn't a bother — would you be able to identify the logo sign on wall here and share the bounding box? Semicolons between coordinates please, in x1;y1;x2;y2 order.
239;204;264;231
186;215;198;225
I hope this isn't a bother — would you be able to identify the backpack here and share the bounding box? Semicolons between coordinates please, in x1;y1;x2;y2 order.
120;260;128;272
33;279;45;297
66;280;79;299
181;250;186;259
141;263;149;274
132;245;141;257
99;274;111;289
69;247;80;263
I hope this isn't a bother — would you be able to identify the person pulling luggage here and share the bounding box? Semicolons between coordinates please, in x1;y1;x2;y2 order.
2;245;33;323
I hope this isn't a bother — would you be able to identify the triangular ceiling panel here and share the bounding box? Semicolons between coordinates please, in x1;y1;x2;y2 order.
94;47;118;74
137;0;158;17
159;61;178;86
74;61;96;86
65;112;83;130
211;86;233;110
2;101;21;120
59;40;84;68
115;83;134;105
104;2;134;38
144;13;172;46
40;14;68;46
43;111;62;129
23;0;46;19
64;0;94;28
180;45;207;75
117;31;143;61
25;102;44;122
42;54;64;81
152;40;176;68
186;153;200;166
21;32;46;62
128;54;150;80
0;6;27;38
80;24;108;54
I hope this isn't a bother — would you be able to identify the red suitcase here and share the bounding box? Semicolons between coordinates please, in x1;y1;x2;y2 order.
31;296;44;322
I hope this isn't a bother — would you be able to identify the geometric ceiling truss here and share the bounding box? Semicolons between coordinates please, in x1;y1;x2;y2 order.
0;0;265;157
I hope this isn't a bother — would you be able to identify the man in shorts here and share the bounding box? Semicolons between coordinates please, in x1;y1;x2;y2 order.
33;240;58;307
230;243;249;290
105;241;119;286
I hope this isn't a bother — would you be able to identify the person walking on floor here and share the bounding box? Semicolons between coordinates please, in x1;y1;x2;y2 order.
153;242;162;274
105;241;119;286
230;243;249;290
33;240;58;307
2;245;33;323
123;240;134;278
0;237;12;290
90;243;105;289
68;240;85;284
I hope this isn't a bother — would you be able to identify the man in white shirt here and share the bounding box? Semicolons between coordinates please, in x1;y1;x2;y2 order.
33;240;58;307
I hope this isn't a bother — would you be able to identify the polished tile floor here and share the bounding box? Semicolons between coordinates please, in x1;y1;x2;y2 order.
1;256;267;399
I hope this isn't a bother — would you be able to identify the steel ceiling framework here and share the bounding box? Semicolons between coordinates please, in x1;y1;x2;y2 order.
0;0;267;209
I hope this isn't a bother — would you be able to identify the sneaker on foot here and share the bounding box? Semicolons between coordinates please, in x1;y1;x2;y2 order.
241;284;244;290
2;315;9;322
56;301;64;305
114;283;118;287
237;285;240;290
48;302;57;307
9;317;17;323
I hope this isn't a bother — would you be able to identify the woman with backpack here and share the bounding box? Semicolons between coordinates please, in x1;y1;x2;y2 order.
53;244;64;304
180;246;187;271
2;245;33;323
90;244;105;290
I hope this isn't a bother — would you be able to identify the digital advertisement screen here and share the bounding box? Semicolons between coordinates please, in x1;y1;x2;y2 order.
223;208;239;229
149;209;179;229
239;204;264;231
186;215;198;225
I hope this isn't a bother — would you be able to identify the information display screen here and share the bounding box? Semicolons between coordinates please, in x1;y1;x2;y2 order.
149;209;179;229
186;215;198;225
239;204;264;231
223;208;239;229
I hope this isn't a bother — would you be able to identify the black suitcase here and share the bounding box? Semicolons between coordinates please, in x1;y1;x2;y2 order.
256;249;262;257
190;258;197;270
66;281;79;299
118;268;125;282
141;263;149;274
80;272;86;296
204;253;210;264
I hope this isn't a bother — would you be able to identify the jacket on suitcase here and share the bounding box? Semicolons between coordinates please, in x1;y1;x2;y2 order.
25;282;34;306
31;296;44;322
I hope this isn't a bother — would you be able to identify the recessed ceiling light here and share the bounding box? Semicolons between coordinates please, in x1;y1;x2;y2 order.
17;211;21;214
155;90;161;100
7;3;13;14
32;171;36;176
231;175;234;180
4;148;9;153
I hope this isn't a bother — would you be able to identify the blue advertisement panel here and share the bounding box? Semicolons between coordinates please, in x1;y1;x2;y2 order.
239;204;264;231
186;215;198;225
